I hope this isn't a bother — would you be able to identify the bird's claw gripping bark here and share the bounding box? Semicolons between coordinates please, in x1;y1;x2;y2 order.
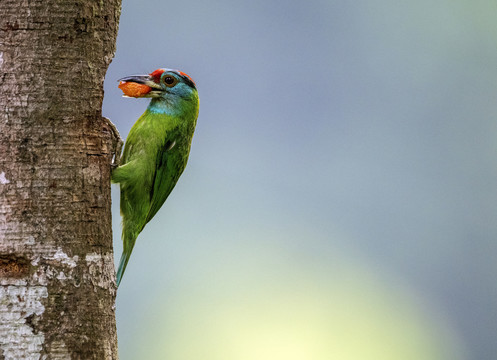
103;117;123;170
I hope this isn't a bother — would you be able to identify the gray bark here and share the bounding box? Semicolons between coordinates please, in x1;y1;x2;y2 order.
0;0;121;359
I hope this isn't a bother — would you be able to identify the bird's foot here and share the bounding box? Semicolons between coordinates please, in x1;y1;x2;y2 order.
103;117;123;170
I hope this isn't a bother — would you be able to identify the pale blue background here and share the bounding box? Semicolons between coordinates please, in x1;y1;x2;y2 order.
103;1;497;359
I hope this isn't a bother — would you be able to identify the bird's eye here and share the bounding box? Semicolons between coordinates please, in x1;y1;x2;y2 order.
163;75;177;87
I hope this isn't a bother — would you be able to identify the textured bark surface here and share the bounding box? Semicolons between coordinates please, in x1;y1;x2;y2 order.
0;0;121;359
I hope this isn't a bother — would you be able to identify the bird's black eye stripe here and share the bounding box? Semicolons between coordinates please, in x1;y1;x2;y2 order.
179;74;196;89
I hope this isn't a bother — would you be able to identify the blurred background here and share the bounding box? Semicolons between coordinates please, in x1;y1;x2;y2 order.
103;1;497;359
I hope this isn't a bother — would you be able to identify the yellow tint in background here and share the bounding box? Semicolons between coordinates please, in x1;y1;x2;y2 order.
119;231;466;359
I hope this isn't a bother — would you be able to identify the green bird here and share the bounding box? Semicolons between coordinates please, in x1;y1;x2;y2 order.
112;68;199;287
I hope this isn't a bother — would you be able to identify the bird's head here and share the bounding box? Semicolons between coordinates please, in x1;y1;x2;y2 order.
118;68;197;107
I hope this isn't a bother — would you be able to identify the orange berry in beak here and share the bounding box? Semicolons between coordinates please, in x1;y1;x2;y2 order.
118;81;152;98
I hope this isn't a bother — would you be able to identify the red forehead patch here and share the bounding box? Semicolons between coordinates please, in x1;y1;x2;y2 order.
149;69;165;82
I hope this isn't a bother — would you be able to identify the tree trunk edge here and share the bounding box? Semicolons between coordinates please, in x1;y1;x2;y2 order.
0;1;122;359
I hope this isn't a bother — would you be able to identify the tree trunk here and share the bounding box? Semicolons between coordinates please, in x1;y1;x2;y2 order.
0;1;121;359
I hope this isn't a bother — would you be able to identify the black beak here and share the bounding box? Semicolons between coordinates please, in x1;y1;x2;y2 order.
117;75;162;90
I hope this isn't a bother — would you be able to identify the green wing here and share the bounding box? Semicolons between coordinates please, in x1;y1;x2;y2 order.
144;138;182;225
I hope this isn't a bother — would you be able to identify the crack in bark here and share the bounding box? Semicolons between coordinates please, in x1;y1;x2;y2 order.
0;255;30;279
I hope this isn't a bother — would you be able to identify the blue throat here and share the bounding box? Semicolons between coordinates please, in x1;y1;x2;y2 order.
147;98;179;115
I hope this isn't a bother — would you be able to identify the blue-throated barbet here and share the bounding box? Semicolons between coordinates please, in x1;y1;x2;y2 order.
112;68;199;287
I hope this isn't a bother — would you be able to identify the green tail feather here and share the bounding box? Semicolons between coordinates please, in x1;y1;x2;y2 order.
116;251;131;287
116;229;138;288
